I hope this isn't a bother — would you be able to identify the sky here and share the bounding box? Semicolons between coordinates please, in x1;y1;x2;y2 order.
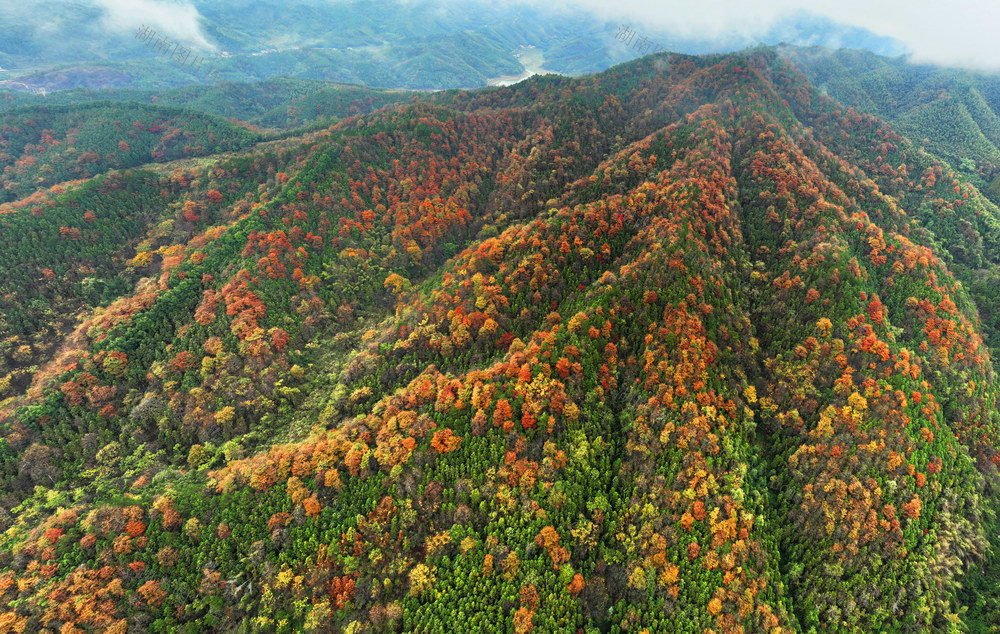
554;0;1000;69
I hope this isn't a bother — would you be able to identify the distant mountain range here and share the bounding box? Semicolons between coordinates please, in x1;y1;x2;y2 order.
0;0;905;93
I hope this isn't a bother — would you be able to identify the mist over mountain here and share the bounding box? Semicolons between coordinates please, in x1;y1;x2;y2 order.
1;0;902;93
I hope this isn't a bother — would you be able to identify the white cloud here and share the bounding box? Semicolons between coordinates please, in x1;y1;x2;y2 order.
815;0;1000;69
520;0;1000;70
6;0;996;70
94;0;216;51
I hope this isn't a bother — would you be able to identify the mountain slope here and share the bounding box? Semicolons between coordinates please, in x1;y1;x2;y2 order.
782;46;1000;201
0;78;414;131
0;102;263;203
1;50;1000;633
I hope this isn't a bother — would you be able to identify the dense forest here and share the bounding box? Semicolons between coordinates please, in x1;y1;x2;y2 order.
0;79;415;133
784;47;1000;202
0;102;263;203
3;47;1000;633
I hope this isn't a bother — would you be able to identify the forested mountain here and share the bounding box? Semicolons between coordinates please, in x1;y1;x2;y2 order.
0;102;263;203
3;47;1000;633
782;46;1000;199
0;78;414;131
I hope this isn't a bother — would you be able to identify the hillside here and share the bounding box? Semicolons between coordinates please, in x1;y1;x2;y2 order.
781;46;1000;199
0;102;264;203
1;49;1000;633
0;78;415;132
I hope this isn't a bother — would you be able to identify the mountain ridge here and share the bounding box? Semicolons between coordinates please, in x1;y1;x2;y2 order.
1;47;1000;632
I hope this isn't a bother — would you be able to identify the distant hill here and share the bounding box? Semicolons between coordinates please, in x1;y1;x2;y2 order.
1;1;903;93
0;0;602;92
0;102;262;203
0;78;414;130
